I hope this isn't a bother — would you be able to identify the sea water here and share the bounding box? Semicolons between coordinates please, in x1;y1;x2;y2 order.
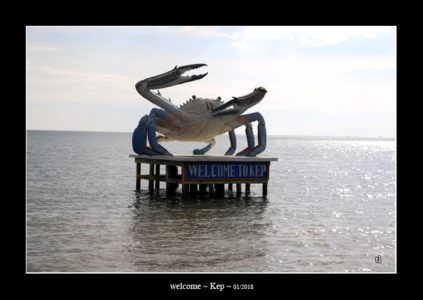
26;130;396;272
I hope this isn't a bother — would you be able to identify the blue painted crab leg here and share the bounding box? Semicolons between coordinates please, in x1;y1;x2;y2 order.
236;123;255;156
147;108;173;156
249;122;266;156
245;112;266;156
193;138;216;155
225;130;237;155
229;112;266;157
132;115;159;156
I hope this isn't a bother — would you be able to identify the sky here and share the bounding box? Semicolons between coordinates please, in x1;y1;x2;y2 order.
26;26;396;137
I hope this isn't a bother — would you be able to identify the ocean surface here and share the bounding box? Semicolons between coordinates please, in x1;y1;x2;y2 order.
26;130;396;272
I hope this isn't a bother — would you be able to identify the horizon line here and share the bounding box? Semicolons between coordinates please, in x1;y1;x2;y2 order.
26;129;395;140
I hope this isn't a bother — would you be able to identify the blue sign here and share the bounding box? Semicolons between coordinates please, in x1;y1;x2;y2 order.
185;162;268;180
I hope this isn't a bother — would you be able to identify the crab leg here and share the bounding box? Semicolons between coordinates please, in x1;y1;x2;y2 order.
246;112;266;156
146;108;173;156
193;138;216;155
249;122;266;156
225;130;237;155
132;115;158;156
236;123;255;156
227;112;266;157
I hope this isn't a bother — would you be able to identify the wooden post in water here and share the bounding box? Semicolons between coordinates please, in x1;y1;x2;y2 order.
262;183;268;196
182;184;189;194
199;184;207;193
236;183;241;196
149;164;154;192
245;183;251;195
155;164;160;190
190;184;198;194
166;165;178;194
215;184;224;196
136;162;141;191
228;183;233;191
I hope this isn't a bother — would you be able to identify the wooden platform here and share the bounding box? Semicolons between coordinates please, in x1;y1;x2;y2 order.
129;154;277;196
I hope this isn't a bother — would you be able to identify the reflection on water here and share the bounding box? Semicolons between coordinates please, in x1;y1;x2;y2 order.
127;190;269;272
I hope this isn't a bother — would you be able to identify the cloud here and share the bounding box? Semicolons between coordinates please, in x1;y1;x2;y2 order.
26;65;133;82
27;46;60;52
152;26;394;48
26;65;139;105
151;26;237;40
196;54;395;115
26;26;395;50
231;40;252;49
238;26;394;47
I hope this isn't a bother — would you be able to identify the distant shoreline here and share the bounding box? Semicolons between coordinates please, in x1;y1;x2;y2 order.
26;129;395;140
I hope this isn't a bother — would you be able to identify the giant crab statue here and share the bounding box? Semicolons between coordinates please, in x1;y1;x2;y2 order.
132;64;267;157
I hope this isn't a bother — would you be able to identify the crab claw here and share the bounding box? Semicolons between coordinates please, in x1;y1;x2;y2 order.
178;63;207;73
211;88;267;117
136;63;208;90
211;98;239;117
